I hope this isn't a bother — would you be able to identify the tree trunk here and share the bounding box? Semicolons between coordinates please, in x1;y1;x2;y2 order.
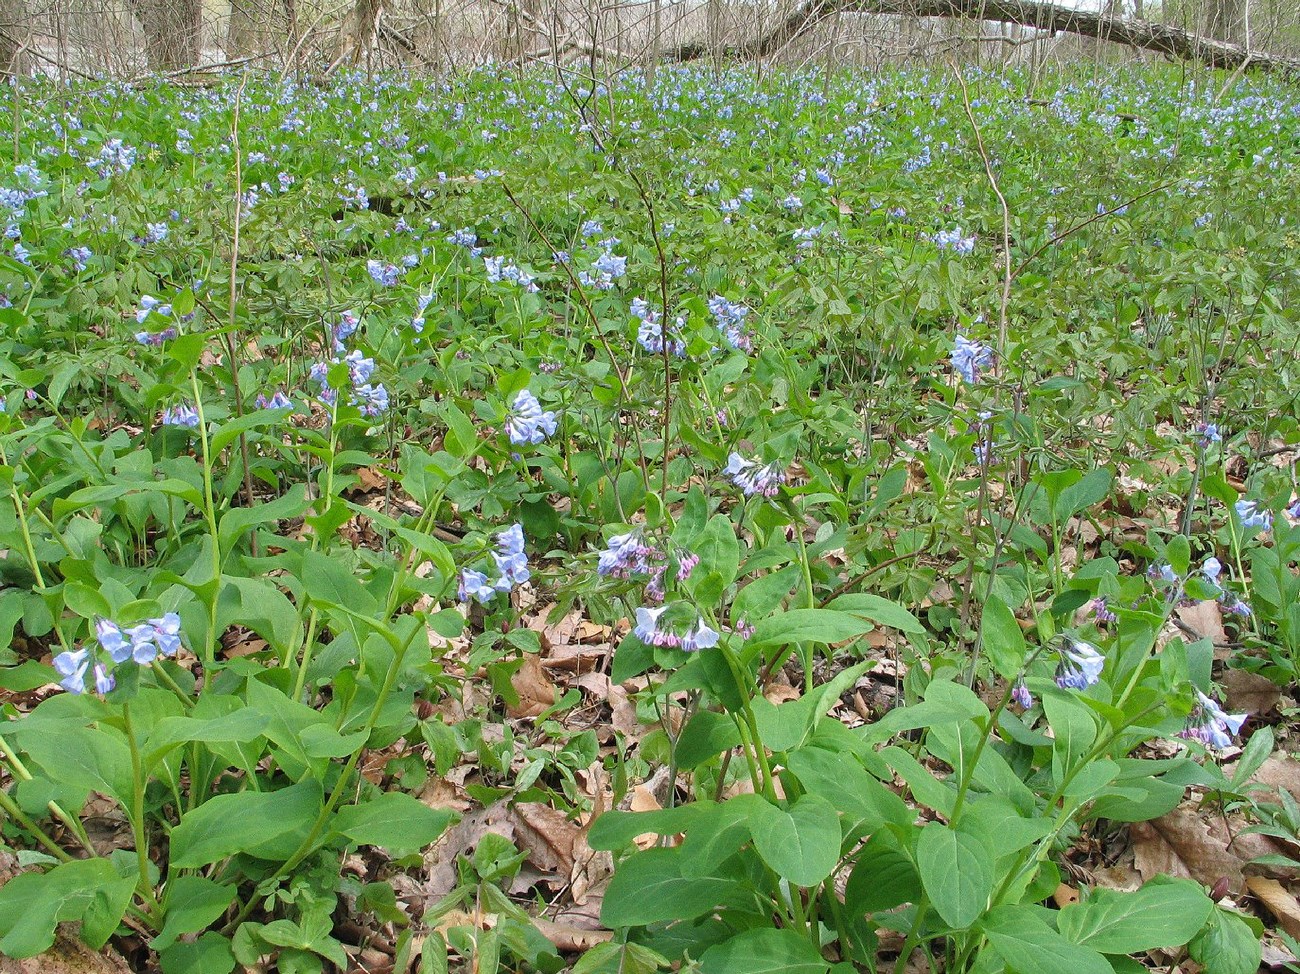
664;0;1300;78
327;0;383;73
227;0;259;55
0;0;30;74
1205;0;1243;44
132;0;203;71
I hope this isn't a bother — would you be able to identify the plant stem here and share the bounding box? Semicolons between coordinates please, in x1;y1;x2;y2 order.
121;705;161;919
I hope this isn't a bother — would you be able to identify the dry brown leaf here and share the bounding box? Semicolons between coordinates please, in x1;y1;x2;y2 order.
512;804;579;876
607;682;639;737
1247;877;1300;939
1246;756;1300;804
531;917;614;952
1221;668;1282;716
1052;884;1081;908
764;684;801;705
424;801;515;899
1176;598;1227;649
508;654;557;719
1132;803;1292;894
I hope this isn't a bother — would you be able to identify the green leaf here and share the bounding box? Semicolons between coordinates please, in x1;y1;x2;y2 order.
211;410;292;456
699;928;830;974
845;834;922;914
981;906;1114;974
154;877;238;951
143;710;270;770
588;804;705;850
331;792;455;856
169;780;324;867
1057;881;1213;954
1188;908;1260;974
18;723;132;804
824;594;926;634
217;484;311;554
159;933;237;974
679;796;766;878
744;609;874;655
600;847;744;927
0;859;134;957
1057;469;1112;518
749;794;841;887
917;822;993;929
688;514;741;605
981;595;1027;681
675;710;743;769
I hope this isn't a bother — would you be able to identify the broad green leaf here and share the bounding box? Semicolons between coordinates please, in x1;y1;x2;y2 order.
601;847;744;927
211;410;292;456
845;834;921;914
749;794;841;887
676;708;744;768
698;928;830;974
588;804;706;850
981;905;1113;974
217;484;310;554
18;723;132;804
917;822;993;928
744;609;874;655
1057;881;1213;954
159;933;237;974
1188;908;1260;974
143;710;270;769
0;858;134;957
783;746;913;835
154;877;238;951
331;792;455;856
981;595;1027;680
825;593;926;634
169;780;324;867
680;795;766;878
688;514;741;605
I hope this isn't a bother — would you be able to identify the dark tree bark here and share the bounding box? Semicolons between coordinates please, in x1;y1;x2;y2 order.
131;0;203;71
665;0;1300;78
227;0;258;54
0;0;30;74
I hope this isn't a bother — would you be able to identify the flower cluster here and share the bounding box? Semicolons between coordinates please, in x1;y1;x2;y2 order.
633;605;719;653
459;523;531;605
411;291;434;334
160;403;199;427
709;295;752;352
89;138;136;179
631;298;685;358
1053;635;1106;690
1235;499;1271;532
725;453;785;498
505;389;556;446
255;391;293;410
1200;557;1251;617
366;259;401;287
930;227;976;254
53;614;183;695
578;247;627;291
597;531;662;578
308;350;388;418
951;334;993;385
484;255;537;291
1178;689;1247;750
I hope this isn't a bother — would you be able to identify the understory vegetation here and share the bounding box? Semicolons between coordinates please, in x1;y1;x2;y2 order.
0;61;1298;974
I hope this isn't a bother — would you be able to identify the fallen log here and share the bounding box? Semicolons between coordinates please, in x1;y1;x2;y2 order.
664;0;1300;80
